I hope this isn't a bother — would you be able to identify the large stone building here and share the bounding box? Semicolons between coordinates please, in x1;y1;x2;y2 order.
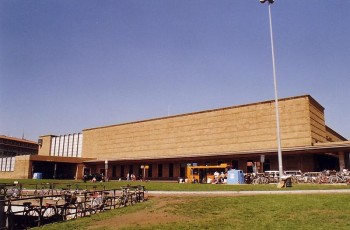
1;95;349;180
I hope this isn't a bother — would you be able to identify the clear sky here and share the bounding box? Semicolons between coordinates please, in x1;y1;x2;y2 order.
1;0;349;142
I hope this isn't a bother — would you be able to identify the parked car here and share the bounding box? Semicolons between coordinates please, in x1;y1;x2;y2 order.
265;170;280;178
264;171;280;183
284;170;302;176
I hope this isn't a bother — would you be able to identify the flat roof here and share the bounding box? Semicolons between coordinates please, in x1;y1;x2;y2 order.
0;135;38;145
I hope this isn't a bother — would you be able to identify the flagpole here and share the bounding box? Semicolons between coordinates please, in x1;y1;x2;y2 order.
261;0;283;177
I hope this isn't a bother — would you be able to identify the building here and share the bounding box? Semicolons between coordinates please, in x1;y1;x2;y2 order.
1;95;349;180
0;135;38;177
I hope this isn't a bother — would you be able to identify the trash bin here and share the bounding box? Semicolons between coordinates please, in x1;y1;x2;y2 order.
227;169;245;184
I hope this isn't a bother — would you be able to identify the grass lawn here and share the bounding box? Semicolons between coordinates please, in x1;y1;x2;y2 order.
34;194;350;230
2;179;350;229
1;179;350;191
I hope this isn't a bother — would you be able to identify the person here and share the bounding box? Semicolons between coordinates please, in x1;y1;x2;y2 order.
92;176;97;183
214;171;219;180
127;173;130;181
207;177;212;184
342;168;349;175
83;174;88;183
220;172;225;179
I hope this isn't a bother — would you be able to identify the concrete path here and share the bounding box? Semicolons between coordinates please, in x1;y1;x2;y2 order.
148;189;350;196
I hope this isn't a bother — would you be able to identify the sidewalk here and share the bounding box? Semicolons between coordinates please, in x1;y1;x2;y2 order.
148;189;350;196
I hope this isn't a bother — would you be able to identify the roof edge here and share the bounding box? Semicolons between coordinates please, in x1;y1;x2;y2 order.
83;94;313;132
0;135;38;145
326;126;348;141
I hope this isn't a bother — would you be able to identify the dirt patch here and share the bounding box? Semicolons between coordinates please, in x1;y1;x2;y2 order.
87;196;190;229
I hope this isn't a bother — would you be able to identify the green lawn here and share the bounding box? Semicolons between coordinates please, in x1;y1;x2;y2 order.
1;178;350;191
2;179;350;229
35;194;350;230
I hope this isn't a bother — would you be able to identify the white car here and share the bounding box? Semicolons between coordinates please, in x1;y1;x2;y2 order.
265;170;280;178
284;170;302;177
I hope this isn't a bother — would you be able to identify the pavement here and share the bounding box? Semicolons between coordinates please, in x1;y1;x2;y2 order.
148;189;350;196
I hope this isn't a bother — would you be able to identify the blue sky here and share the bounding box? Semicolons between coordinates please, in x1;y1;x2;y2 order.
1;0;349;141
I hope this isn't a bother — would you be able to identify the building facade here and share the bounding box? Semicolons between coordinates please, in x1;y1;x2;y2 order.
0;135;38;178
1;95;349;180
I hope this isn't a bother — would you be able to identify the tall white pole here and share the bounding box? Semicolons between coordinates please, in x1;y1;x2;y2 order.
267;3;283;177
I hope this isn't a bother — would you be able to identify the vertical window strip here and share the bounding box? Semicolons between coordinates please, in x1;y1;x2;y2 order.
66;135;69;157
11;157;15;171
1;158;5;171
68;134;73;157
64;135;68;157
67;135;71;157
6;158;10;171
55;137;59;156
59;136;64;157
78;133;83;157
71;134;75;157
72;134;77;157
61;135;64;156
47;133;83;159
62;135;66;157
8;157;11;172
76;133;80;157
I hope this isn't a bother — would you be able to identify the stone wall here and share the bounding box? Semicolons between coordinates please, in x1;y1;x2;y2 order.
0;155;31;179
38;135;53;156
82;95;322;160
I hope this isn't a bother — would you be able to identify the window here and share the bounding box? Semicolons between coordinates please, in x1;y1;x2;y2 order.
158;164;163;178
83;167;91;175
50;133;83;157
263;159;271;171
232;160;238;169
148;164;153;177
129;165;133;174
247;160;254;173
0;157;15;172
112;165;116;177
120;165;125;178
169;163;174;178
180;163;186;178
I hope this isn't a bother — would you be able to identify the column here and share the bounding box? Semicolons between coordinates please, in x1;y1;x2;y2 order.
338;152;345;171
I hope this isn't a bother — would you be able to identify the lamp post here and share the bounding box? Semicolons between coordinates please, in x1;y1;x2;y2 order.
260;0;283;177
104;160;109;182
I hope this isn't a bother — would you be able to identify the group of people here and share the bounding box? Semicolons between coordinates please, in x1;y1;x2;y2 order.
126;173;137;181
207;171;227;184
83;173;106;183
